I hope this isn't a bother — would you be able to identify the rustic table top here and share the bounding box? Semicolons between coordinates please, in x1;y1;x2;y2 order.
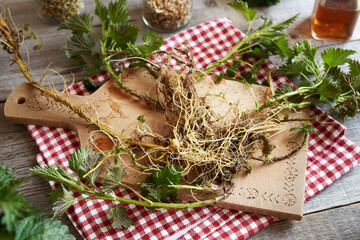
1;0;359;239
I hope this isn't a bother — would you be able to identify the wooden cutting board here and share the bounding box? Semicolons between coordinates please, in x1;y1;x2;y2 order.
4;68;309;220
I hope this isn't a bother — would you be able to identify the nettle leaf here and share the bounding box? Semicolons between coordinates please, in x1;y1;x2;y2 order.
270;14;298;32
228;1;257;21
69;146;93;175
79;152;103;185
139;165;183;203
63;33;95;58
110;23;139;50
0;185;32;231
275;84;295;96
101;167;126;193
94;0;108;23
58;13;94;34
273;36;292;59
138;31;164;57
302;40;318;61
83;53;103;75
14;215;75;240
0;166;14;187
337;98;359;120
321;48;356;67
244;0;280;7
52;188;77;219
318;78;342;105
290;124;315;134
83;77;102;92
31;166;67;183
153;165;183;186
347;59;360;77
108;204;135;229
108;0;130;24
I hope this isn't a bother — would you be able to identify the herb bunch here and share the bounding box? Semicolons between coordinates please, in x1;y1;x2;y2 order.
58;0;164;103
0;166;75;240
31;147;226;229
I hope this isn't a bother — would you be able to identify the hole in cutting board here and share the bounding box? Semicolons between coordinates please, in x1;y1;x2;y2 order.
17;97;26;104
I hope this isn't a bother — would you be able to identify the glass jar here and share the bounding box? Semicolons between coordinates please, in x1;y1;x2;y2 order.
36;0;84;24
311;0;360;41
142;0;193;33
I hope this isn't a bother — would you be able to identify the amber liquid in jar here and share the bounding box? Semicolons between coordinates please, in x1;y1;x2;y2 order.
311;1;360;41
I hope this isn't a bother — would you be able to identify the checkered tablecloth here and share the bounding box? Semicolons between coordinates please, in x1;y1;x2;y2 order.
27;18;360;240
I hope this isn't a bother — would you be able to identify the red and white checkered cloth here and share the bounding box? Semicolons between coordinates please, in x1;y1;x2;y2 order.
27;18;360;239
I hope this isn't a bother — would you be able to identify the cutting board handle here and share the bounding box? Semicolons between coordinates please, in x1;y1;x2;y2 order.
4;82;86;131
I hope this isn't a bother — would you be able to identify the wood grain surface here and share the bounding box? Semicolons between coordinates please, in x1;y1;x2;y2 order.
1;0;359;239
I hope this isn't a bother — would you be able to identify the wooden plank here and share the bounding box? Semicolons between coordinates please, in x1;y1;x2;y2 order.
248;202;360;240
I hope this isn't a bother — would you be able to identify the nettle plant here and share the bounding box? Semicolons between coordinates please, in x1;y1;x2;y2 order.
1;0;360;228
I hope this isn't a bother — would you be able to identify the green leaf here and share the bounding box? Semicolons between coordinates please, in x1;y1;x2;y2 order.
108;205;135;229
0;166;14;188
68;147;93;175
139;31;164;56
290;124;315;134
270;14;298;32
83;54;103;75
228;1;257;21
273;36;292;59
347;59;360;77
14;215;75;240
48;187;66;205
94;0;108;23
302;40;318;61
79;152;103;185
83;77;102;92
243;0;280;7
153;165;183;186
321;48;356;67
0;186;33;231
58;13;94;34
31;166;67;183
108;0;130;24
275;84;295;96
62;33;95;58
110;23;139;50
52;188;77;219
318;78;342;105
101;167;126;193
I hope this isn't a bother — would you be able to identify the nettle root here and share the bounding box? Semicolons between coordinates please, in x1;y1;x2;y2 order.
149;67;285;192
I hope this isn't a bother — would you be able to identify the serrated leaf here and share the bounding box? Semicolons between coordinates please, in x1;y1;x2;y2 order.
79;152;103;185
318;78;342;105
14;215;75;240
58;13;93;34
48;187;66;205
83;54;103;75
275;84;295;96
31;166;66;183
228;1;257;21
108;205;135;229
321;48;356;67
302;40;318;61
62;33;95;58
153;165;183;186
52;188;77;219
101;167;125;193
273;36;292;59
68;147;93;175
0;186;33;231
347;59;360;77
110;23;139;50
108;0;130;24
244;0;280;7
290;124;315;134
137;31;164;58
94;0;108;23
83;77;102;92
0;166;14;188
270;14;298;32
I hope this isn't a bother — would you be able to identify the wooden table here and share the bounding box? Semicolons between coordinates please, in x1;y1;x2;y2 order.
1;0;359;239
